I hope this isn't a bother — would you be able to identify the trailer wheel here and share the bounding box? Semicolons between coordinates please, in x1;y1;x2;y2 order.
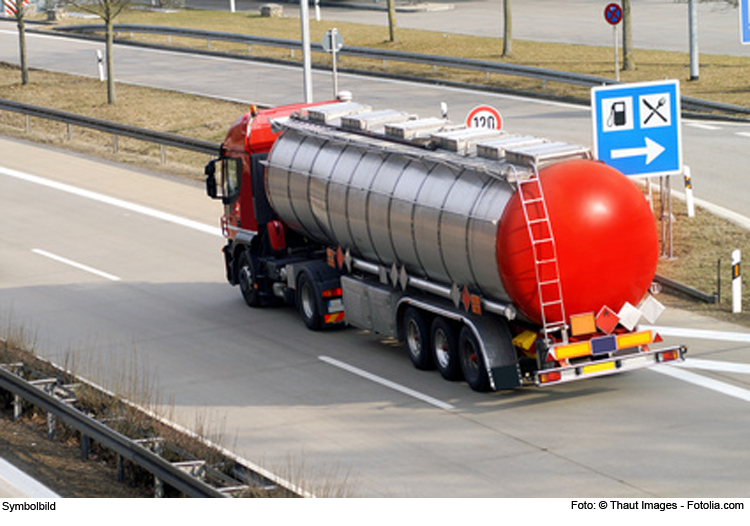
403;307;433;370
297;272;322;331
237;250;261;307
459;326;490;392
432;318;461;381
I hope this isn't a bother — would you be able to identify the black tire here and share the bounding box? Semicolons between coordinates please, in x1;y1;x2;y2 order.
403;307;433;370
432;317;461;381
459;326;491;392
237;250;261;307
297;272;322;331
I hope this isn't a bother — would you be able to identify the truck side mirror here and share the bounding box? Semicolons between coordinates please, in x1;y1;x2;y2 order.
205;157;242;202
205;160;218;199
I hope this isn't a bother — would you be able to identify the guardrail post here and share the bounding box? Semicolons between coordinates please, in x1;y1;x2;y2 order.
116;454;125;483
112;134;119;154
13;394;22;420
66;123;73;141
81;433;90;459
25;115;31;134
47;412;56;440
160;145;166;165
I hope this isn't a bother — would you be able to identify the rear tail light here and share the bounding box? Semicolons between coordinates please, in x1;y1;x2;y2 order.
539;371;562;384
660;350;680;362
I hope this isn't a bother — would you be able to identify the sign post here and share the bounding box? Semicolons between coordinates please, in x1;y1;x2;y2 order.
604;3;623;81
741;0;750;45
322;28;344;98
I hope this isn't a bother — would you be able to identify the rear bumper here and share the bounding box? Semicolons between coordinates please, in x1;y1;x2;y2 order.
534;345;687;386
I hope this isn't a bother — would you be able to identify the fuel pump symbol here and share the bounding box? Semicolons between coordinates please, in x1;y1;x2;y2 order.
607;101;627;127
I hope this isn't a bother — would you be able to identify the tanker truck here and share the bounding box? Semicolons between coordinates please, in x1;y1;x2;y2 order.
205;96;686;391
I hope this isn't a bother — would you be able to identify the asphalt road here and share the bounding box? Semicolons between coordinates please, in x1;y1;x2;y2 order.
3;136;750;497
2;14;750;497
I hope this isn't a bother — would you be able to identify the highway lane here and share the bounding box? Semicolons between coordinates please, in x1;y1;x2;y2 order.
3;137;750;497
2;22;750;223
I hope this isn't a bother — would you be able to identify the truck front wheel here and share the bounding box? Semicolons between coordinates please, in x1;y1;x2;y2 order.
403;307;433;370
459;326;490;392
297;272;322;331
237;250;261;307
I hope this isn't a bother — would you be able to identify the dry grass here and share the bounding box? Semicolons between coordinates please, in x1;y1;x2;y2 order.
40;8;750;109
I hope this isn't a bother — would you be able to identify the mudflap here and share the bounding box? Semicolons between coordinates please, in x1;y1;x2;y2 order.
465;313;521;390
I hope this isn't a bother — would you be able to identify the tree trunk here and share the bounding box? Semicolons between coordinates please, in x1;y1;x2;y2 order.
16;4;29;85
105;17;117;104
502;0;512;57
622;0;635;70
387;0;397;42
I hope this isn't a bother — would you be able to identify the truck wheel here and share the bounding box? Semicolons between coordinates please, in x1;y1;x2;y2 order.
432;318;461;381
237;250;261;307
459;326;490;392
403;307;433;370
297;272;322;331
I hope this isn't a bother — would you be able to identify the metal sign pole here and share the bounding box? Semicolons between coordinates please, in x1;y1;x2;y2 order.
331;29;339;98
300;0;313;103
614;24;620;82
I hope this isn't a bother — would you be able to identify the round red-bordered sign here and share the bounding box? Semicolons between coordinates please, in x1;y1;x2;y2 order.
604;3;622;25
465;105;503;131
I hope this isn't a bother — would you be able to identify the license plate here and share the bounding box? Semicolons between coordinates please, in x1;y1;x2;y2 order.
328;299;344;313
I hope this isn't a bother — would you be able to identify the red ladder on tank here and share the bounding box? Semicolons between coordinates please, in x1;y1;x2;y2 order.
515;171;568;343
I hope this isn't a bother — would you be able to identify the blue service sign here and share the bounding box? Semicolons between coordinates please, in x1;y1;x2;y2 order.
591;80;682;177
741;0;750;45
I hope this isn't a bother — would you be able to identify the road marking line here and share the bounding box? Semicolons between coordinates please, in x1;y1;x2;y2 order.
32;249;121;282
676;358;750;375
641;325;750;343
319;356;455;411
0;167;222;237
737;132;750;139
685;122;721;131
652;365;750;403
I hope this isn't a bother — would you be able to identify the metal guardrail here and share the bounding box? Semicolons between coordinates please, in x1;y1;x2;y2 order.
0;98;220;156
49;23;750;117
0;364;228;497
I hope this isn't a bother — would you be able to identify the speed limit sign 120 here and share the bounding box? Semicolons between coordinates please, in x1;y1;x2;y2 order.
465;105;503;130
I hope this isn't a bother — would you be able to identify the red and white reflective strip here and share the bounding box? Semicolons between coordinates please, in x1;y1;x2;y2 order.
4;0;29;16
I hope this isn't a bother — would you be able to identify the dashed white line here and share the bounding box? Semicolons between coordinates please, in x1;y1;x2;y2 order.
319;356;455;411
736;131;750;139
686;122;721;131
32;249;121;282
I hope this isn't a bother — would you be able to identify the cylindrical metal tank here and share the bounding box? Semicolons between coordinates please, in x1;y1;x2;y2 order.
266;124;658;325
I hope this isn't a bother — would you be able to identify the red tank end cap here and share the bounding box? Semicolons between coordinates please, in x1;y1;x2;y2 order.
497;159;658;326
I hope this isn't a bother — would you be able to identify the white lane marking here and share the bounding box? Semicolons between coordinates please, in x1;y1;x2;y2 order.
319;356;455;411
32;249;121;282
736;131;750;139
676;358;750;375
642;325;750;343
652;365;750;403
0;167;222;237
685;122;721;131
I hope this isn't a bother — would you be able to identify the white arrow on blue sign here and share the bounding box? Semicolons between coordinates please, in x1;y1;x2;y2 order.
591;80;682;178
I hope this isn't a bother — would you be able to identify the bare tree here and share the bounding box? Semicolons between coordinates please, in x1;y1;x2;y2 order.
387;0;397;42
502;0;512;57
622;0;635;70
69;0;131;104
10;0;30;85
